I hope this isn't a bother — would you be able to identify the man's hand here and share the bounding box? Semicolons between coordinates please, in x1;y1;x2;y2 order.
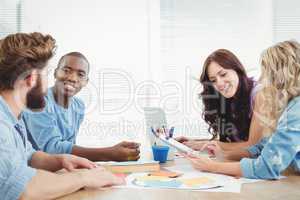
57;154;97;171
109;141;140;161
79;167;125;189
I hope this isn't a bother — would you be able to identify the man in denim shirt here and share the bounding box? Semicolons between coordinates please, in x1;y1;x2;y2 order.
23;52;140;162
0;32;123;200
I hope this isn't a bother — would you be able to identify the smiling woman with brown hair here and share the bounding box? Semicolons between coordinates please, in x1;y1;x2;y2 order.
177;49;266;156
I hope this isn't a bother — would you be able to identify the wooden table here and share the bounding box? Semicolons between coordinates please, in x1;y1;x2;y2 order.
57;158;300;200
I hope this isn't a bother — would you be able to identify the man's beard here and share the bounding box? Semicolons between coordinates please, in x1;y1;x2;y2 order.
26;76;46;110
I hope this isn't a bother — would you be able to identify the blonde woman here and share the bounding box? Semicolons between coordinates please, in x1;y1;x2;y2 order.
185;40;300;179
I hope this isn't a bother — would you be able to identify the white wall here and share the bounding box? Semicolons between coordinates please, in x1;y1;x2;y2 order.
6;0;296;147
159;0;273;137
273;0;300;42
22;0;159;148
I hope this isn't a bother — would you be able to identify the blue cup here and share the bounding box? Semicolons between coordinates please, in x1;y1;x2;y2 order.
152;145;169;163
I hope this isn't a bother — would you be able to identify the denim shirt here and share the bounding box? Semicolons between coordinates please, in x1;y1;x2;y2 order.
241;96;300;179
23;87;85;154
0;96;36;200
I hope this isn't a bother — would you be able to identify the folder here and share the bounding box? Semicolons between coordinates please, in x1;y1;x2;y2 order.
96;160;160;173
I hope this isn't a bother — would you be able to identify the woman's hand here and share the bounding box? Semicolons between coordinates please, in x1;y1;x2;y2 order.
200;141;225;160
175;136;190;143
183;153;216;173
182;140;208;151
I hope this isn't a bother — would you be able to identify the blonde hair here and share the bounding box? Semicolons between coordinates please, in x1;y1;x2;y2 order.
259;40;300;134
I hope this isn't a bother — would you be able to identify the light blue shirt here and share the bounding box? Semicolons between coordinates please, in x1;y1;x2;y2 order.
23;87;85;154
0;96;37;200
241;96;300;179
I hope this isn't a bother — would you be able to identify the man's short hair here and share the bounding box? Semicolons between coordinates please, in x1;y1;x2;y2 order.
57;52;90;72
0;32;56;91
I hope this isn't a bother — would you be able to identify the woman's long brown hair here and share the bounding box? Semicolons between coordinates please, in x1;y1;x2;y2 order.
200;49;254;142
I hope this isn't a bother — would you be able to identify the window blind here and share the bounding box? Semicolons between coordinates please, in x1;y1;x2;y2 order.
0;0;22;39
273;0;300;42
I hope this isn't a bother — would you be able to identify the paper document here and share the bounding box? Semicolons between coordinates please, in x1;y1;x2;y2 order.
156;136;207;158
96;160;159;166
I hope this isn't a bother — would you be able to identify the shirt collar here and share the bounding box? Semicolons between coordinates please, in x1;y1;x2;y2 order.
0;95;23;126
49;86;74;109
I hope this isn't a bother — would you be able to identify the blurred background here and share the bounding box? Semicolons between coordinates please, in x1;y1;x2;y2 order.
1;0;300;152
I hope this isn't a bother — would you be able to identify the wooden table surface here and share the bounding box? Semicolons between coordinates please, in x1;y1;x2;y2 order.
57;158;300;200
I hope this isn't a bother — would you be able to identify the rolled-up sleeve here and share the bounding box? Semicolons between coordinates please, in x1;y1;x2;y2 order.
240;107;300;179
23;111;73;154
246;137;269;158
26;139;37;163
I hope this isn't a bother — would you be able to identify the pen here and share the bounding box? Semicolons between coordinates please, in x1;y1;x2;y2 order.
162;125;167;137
151;127;158;146
156;128;160;135
169;127;174;138
151;127;158;137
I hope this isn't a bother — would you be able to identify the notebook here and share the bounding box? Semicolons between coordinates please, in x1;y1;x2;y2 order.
96;160;160;173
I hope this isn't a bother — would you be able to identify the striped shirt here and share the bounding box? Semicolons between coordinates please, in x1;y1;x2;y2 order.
0;96;36;200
